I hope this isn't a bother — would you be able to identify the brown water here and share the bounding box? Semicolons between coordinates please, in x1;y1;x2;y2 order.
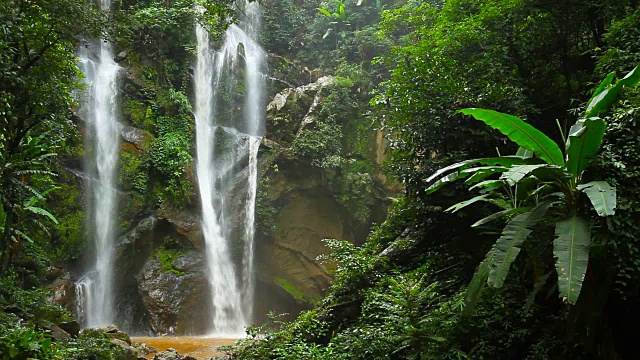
132;337;238;359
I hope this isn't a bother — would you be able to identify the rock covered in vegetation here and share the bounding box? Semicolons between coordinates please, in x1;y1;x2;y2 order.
136;250;210;335
152;348;196;360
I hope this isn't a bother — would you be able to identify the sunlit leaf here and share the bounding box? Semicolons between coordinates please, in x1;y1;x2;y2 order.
459;108;564;166
554;216;591;304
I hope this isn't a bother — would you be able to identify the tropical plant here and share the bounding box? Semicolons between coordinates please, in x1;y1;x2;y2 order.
0;133;59;271
426;64;640;313
317;0;350;48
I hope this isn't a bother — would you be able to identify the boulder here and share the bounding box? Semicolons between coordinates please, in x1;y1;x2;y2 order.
157;206;203;249
58;321;81;337
103;325;133;345
49;325;71;342
118;123;152;151
45;268;76;314
109;338;139;360
136;251;210;335
152;348;193;360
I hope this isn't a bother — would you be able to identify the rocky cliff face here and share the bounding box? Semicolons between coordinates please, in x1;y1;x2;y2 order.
48;24;394;335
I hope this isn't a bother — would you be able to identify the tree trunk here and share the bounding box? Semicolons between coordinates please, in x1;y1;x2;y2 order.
1;204;14;272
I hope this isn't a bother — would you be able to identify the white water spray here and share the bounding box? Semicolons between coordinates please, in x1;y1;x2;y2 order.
194;1;266;336
76;0;120;328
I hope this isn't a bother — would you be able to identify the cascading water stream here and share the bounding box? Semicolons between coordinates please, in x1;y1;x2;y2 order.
194;1;266;336
76;0;120;328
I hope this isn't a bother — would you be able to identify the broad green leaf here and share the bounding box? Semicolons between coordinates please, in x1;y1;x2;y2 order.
516;147;533;158
426;160;471;183
26;206;59;224
554;216;591;304
462;166;507;185
587;72;615;105
469;179;504;192
487;203;550;288
471;207;529;228
530;165;572;182
459;108;564;166
463;248;495;318
476;156;544;167
500;164;546;184
426;172;459;194
316;7;332;17
578;181;616;216
13;229;34;243
586;65;640;117
618;64;640;87
427;157;536;184
566;118;606;178
445;195;490;213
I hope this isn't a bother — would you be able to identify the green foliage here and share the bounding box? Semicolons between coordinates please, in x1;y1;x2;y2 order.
255;177;277;238
0;274;71;326
274;277;307;302
0;324;62;360
155;243;186;277
292;119;343;167
427;66;639;312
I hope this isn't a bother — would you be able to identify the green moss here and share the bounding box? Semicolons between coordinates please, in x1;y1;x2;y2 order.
274;277;306;302
155;246;186;277
119;148;148;193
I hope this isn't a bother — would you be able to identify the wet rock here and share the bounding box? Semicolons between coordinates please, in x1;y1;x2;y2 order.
103;325;133;345
136;251;210;335
109;338;139;360
115;50;128;63
45;268;76;314
58;320;81;337
157;206;203;249
131;341;157;357
49;325;70;342
152;348;194;360
118;123;152;151
266;76;334;145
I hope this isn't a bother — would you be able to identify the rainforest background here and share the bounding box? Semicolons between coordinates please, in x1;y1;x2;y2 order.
1;0;640;359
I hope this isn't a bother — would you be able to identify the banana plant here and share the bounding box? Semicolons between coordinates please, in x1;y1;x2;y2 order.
317;0;350;48
425;64;639;314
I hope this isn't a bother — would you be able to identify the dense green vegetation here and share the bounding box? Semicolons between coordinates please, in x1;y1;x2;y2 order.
2;0;640;359
0;0;234;358
228;0;640;359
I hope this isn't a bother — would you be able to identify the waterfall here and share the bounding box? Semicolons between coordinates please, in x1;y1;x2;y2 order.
76;0;120;329
194;1;266;336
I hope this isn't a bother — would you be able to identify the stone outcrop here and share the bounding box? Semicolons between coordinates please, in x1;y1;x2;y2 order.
136;251;210;335
46;267;76;313
53;62;392;335
250;75;394;321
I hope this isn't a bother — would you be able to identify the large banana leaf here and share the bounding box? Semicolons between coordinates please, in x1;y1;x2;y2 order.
530;165;572;182
426;172;460;194
578;181;616;217
487;203;550;288
471;207;529;228
463;248;495;318
500;164;547;184
459;108;564;166
426;160;472;183
565;118;606;178
462;166;507;185
586;64;640;117
554;216;591;304
469;179;504;192
587;72;615;106
445;195;490;213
